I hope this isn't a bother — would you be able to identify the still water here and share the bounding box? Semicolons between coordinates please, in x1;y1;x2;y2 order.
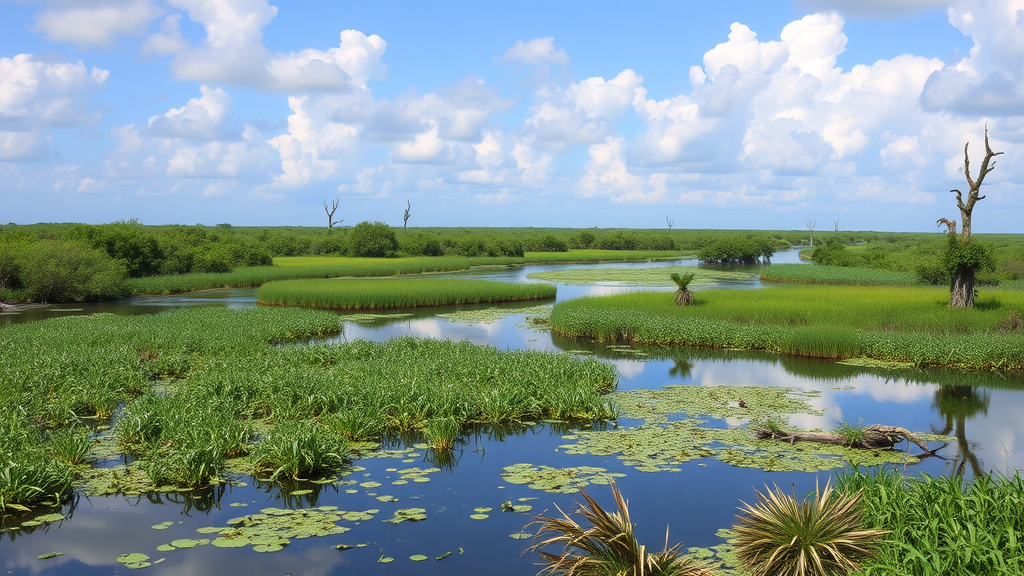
3;252;1020;575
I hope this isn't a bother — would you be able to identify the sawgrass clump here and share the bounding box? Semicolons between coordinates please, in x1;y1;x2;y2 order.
256;277;555;310
550;285;1024;369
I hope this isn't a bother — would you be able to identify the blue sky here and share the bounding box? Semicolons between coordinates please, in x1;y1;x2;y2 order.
1;0;1022;232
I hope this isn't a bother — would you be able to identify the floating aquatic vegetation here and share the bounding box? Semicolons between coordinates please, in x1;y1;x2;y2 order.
37;552;63;560
388;508;427;524
473;507;492;513
152;521;174;530
410;554;428;562
437;551;452;560
337;313;414;324
509;532;533;540
116;553;151;569
837;357;916;369
157;506;365;555
378;556;394;563
470;513;489;520
613;385;823;425
501;463;626;494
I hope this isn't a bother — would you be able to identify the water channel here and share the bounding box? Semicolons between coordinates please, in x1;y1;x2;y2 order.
3;250;1022;575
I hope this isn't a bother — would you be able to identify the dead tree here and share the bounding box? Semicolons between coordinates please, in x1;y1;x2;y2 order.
805;219;816;246
939;125;1002;308
756;424;931;452
324;198;343;231
833;219;839;232
403;200;411;230
666;216;674;230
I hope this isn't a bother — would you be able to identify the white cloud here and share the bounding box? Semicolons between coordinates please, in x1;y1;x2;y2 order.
511;142;552;187
167;0;386;93
504;37;569;65
579;136;666;202
0;54;109;162
33;0;162;47
143;13;188;56
148;85;233;141
339;165;391;197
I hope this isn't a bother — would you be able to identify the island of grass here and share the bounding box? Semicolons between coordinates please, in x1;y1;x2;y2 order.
527;266;754;286
0;307;615;511
759;263;919;286
256;277;556;310
550;284;1024;370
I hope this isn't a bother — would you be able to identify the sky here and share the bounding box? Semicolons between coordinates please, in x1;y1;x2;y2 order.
1;0;1023;231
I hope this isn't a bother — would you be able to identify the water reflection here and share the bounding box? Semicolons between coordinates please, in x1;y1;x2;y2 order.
933;386;989;477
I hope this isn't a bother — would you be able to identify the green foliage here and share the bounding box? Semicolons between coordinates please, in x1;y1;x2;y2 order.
939;233;996;275
833;421;865;447
698;235;777;264
19;240;127;303
810;240;859;267
527;484;712;576
670;272;696;291
732;481;883;576
64;220;164;277
535;234;569;252
249;420;349;481
423;417;461;451
1;307;616;492
350;221;398;258
761;264;919;286
550;285;1024;369
45;428;92;466
837;469;1024;575
0;414;74;512
256;277;556;309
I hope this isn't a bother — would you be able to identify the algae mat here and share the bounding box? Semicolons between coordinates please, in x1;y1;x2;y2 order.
561;385;939;473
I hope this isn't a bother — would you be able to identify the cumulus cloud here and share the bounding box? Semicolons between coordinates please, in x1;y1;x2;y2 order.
166;0;386;93
0;54;109;162
504;37;569;65
33;0;162;46
148;85;233;140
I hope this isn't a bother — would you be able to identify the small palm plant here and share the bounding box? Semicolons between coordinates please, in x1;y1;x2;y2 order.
527;484;715;576
670;272;696;306
732;481;884;576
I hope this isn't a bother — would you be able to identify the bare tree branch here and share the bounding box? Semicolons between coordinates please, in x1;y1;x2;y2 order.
403;200;411;230
324;198;343;230
665;216;674;230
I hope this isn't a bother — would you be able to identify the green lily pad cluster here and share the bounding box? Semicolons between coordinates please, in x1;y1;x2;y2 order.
560;385;934;473
501;463;626;493
161;506;370;554
388;508;427;524
116;553;156;569
614;384;823;425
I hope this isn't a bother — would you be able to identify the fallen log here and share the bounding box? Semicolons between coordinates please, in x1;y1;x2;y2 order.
755;424;931;452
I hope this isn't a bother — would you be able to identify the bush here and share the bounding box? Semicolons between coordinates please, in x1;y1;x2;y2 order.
535;234;569;252
939;233;996;276
812;240;858;267
698;235;774;264
20;240;126;302
350;221;398;258
568;230;596;249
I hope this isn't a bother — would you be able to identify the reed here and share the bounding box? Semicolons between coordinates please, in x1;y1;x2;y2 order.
761;264;919;286
256;277;555;310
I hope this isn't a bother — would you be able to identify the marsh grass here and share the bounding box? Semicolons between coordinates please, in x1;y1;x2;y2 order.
833;422;865;447
760;264;919;286
249;420;349;481
45;428;92;466
256;277;555;310
528;484;714;576
837;469;1024;575
550;285;1024;369
2;307;616;498
732;481;883;576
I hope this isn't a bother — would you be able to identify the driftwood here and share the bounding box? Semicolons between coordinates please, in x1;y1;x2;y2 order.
755;424;930;452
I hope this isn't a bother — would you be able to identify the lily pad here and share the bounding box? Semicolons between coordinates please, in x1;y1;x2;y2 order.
37;552;63;559
469;513;489;520
410;554;428;562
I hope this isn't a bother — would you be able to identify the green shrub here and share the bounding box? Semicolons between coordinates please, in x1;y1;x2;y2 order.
534;234;569;252
20;240;127;302
350;221;398;257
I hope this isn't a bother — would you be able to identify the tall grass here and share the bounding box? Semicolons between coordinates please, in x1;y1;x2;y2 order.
761;264;919;286
256;277;555;310
550;285;1024;369
0;307;617;498
837;469;1024;575
126;256;474;294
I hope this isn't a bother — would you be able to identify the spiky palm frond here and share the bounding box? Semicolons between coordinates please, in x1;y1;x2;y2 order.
670;272;696;292
527;484;715;576
732;481;884;576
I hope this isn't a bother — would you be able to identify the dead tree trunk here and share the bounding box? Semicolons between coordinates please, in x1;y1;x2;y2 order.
943;125;1002;308
403;200;411;230
324;198;343;231
755;424;931;452
666;216;674;230
806;219;816;247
